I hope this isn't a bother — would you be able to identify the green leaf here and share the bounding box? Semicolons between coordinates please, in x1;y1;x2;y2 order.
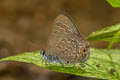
107;0;120;7
108;31;120;49
86;23;120;42
0;48;120;79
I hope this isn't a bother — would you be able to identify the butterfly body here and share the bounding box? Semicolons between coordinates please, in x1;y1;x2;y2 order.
44;14;90;64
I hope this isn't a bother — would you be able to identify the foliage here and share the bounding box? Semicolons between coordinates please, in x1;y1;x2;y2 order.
107;0;120;7
86;23;120;43
0;48;120;79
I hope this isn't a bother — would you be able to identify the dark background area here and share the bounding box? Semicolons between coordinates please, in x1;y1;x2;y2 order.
0;0;120;80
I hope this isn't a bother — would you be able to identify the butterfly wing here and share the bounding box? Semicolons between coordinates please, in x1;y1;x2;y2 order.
46;14;86;63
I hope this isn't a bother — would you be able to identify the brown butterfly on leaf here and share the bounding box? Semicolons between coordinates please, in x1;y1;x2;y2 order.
42;13;90;65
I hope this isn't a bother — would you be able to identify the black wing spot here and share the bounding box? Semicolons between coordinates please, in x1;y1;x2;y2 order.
67;61;69;63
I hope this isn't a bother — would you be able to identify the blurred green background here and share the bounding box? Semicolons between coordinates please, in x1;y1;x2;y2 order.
0;0;120;80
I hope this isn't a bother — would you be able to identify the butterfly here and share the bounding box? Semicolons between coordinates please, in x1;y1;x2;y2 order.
42;13;90;65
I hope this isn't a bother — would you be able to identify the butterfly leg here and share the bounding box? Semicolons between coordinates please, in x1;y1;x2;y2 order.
80;63;85;68
41;51;49;67
73;63;80;70
74;63;86;70
55;56;65;68
40;51;45;64
59;62;64;68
